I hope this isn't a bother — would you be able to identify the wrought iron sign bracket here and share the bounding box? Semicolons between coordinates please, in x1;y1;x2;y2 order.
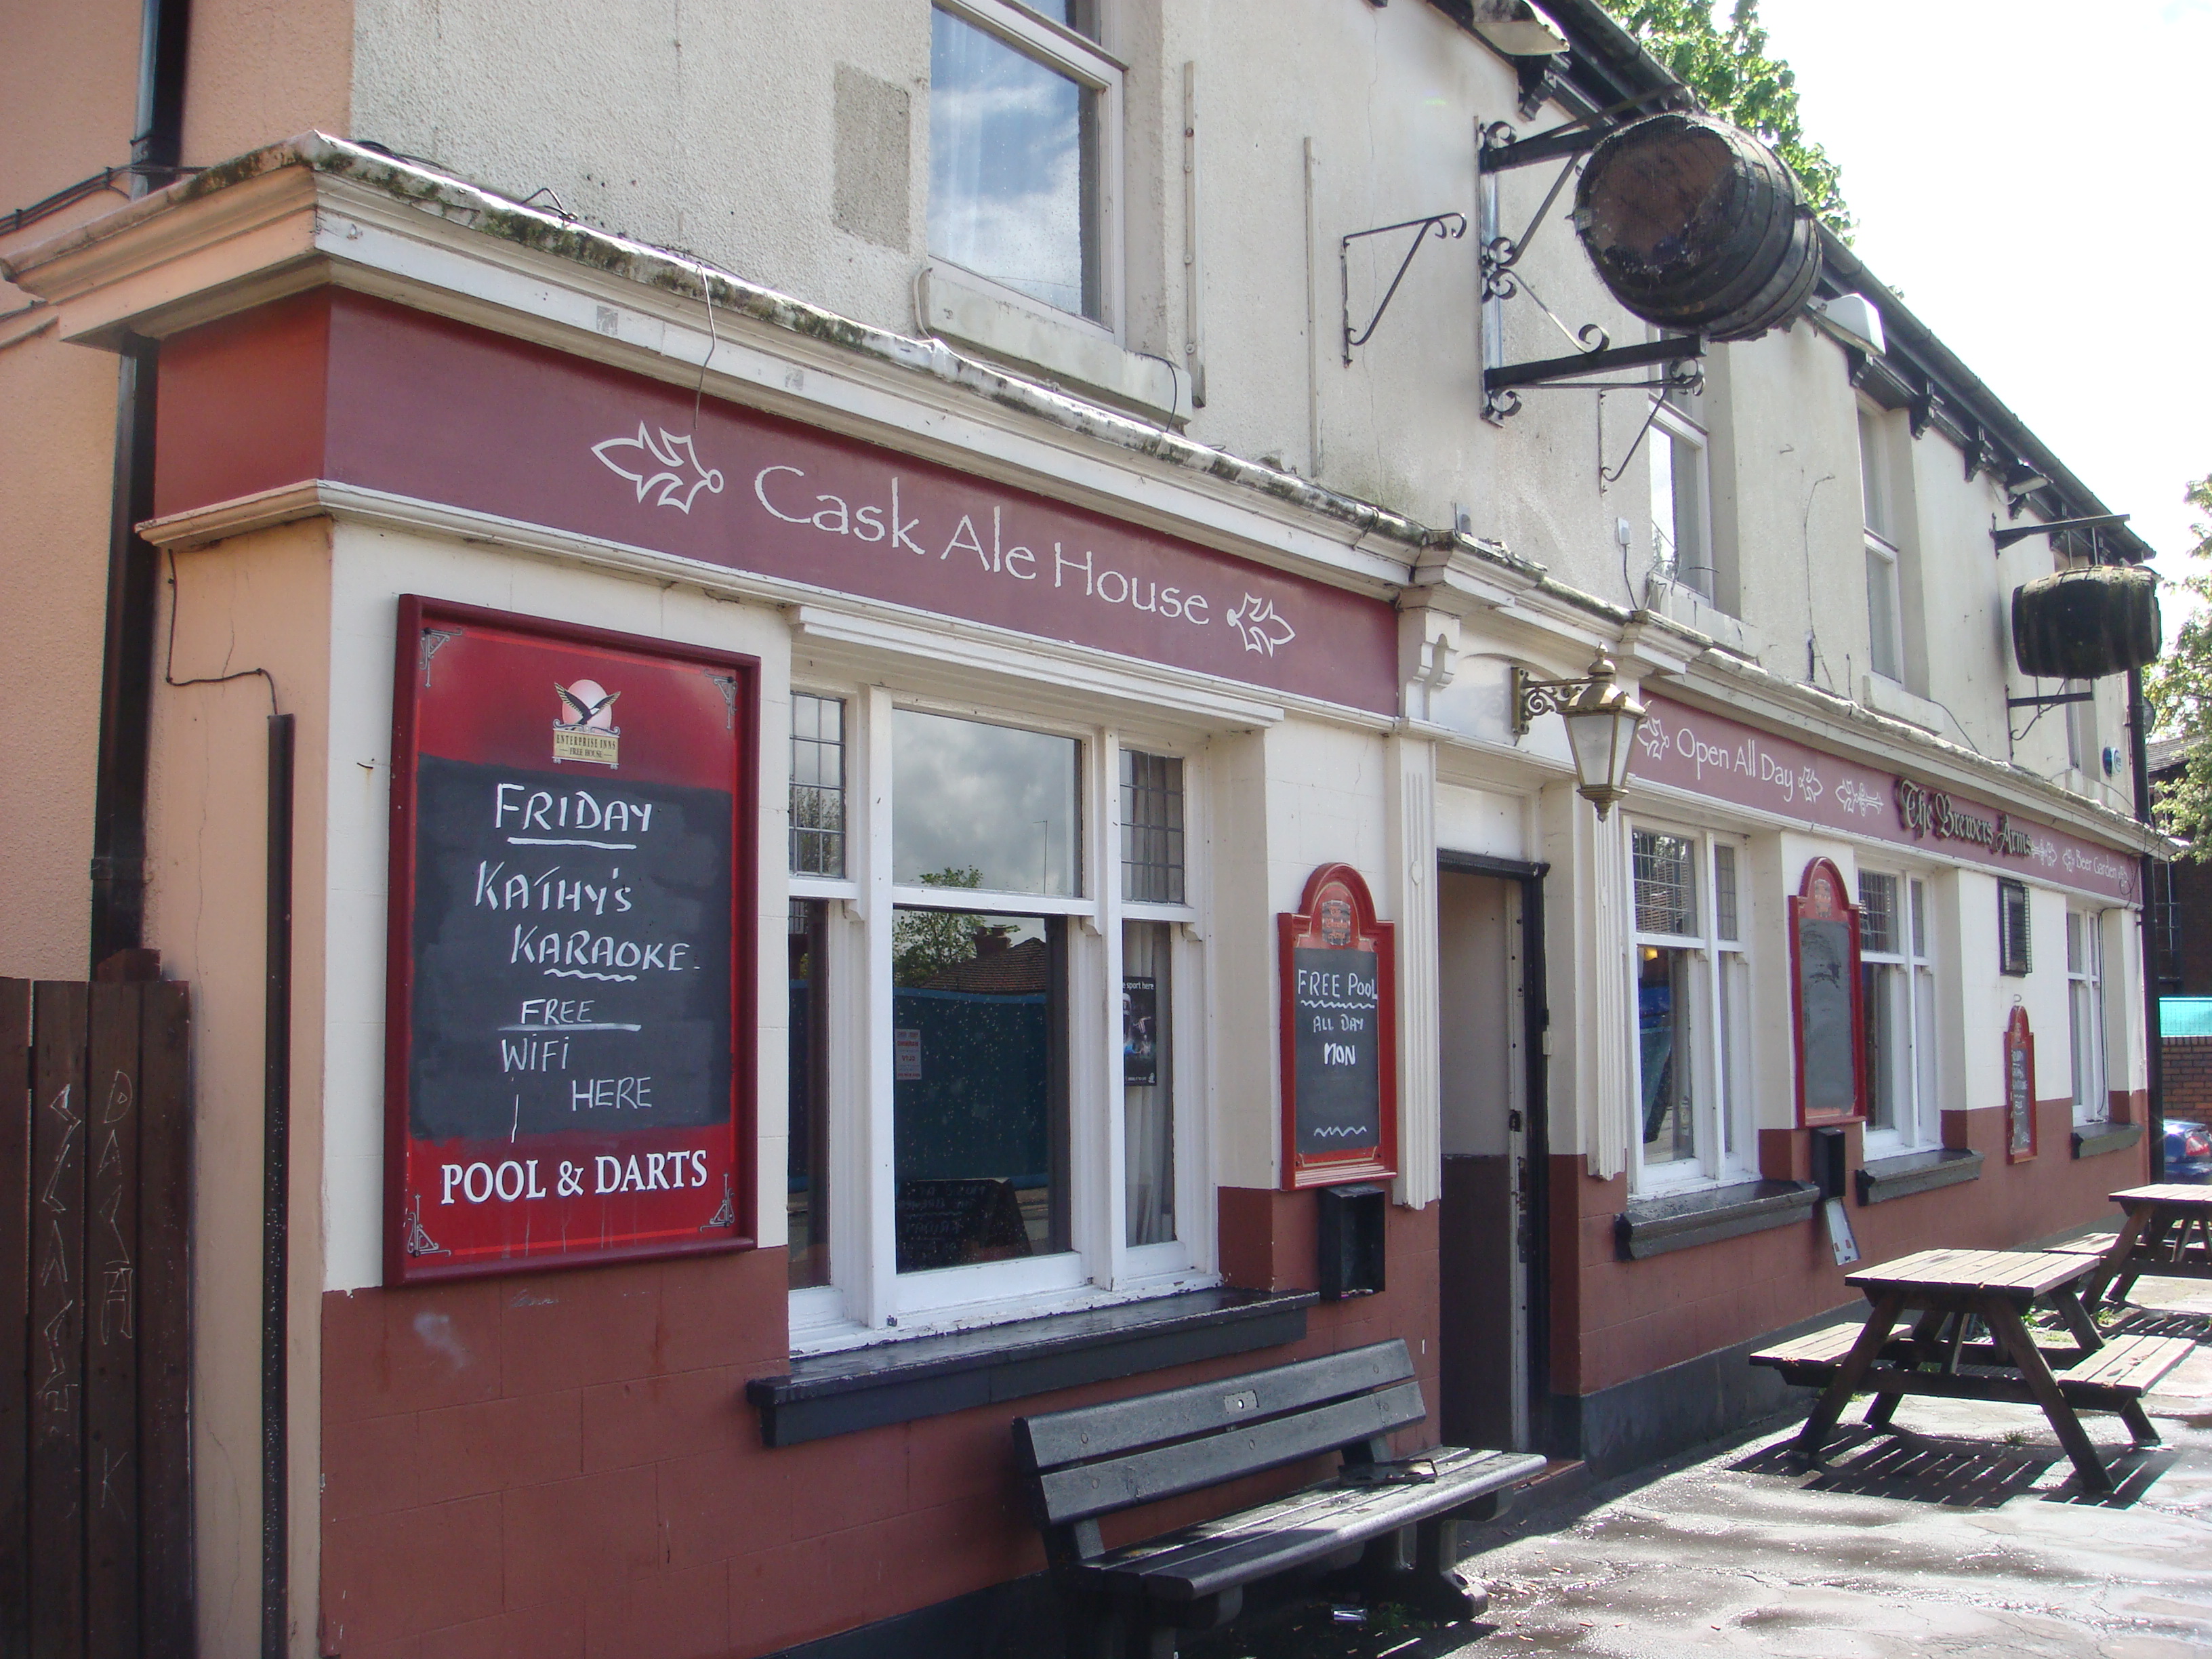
1485;334;1704;423
1991;512;2130;554
1513;663;1604;739
1342;213;1467;363
2007;685;2096;750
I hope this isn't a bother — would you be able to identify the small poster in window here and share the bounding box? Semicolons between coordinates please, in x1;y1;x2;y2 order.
1123;977;1158;1086
895;1027;922;1082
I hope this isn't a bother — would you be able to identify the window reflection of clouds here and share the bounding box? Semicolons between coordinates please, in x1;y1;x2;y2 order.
894;709;1080;896
929;7;1092;316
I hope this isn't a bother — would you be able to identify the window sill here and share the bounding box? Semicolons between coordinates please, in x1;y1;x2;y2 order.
1855;1147;1984;1206
918;262;1189;426
1860;672;1945;735
1641;575;1769;662
1615;1179;1819;1261
2072;1122;2144;1160
745;1286;1315;1447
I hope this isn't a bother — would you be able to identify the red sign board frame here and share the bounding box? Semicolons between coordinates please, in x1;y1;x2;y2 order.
384;596;759;1282
1278;863;1399;1189
2004;1005;2039;1163
1789;857;1866;1128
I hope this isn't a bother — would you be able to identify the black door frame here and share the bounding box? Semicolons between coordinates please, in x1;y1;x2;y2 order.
1435;851;1555;1454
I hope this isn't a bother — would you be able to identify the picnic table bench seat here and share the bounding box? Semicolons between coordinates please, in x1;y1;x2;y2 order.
1013;1339;1544;1659
1753;1317;2194;1446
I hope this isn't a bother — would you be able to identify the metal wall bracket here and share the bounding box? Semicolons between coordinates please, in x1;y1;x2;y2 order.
1992;512;2130;553
2007;691;2095;709
1485;335;1704;422
1342;213;1467;363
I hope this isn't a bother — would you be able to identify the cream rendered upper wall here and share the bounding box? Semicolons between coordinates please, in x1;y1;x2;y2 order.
350;0;937;346
0;0;144;978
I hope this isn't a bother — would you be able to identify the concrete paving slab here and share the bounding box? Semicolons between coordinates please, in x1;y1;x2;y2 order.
1193;1275;2212;1659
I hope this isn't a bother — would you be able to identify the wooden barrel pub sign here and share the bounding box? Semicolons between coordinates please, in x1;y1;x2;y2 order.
383;597;759;1282
1278;864;1397;1189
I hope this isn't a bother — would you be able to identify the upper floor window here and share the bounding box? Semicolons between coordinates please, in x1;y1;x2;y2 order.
1650;394;1714;603
1859;407;1904;683
929;1;1118;324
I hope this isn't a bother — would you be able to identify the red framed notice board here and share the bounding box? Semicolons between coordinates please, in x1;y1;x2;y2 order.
384;597;758;1282
1279;863;1397;1189
2004;1005;2037;1162
1790;857;1864;1127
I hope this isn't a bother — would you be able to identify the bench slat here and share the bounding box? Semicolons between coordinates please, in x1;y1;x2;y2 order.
1083;1448;1549;1602
1033;1380;1427;1527
1015;1340;1415;1474
1749;1324;1864;1368
2062;1332;2195;1395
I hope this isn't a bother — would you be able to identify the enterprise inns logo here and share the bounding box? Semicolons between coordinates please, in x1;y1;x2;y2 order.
553;680;621;767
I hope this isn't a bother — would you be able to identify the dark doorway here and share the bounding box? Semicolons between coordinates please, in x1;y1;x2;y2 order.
1435;856;1549;1454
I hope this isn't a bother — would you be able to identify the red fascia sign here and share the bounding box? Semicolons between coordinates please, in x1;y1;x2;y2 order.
1279;864;1397;1189
1635;694;2138;903
154;290;1402;718
384;597;758;1282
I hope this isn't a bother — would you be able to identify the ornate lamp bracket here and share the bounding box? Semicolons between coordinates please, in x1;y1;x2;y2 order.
1513;661;1603;739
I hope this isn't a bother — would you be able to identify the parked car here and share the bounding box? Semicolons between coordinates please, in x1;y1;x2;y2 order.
2167;1118;2212;1183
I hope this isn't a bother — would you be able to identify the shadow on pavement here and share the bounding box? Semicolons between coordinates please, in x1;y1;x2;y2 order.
1732;1422;2060;1507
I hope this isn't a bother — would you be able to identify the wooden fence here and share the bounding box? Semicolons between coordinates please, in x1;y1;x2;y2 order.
2;979;192;1659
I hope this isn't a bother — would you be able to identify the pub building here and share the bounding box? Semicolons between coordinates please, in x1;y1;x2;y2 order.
0;5;2165;1656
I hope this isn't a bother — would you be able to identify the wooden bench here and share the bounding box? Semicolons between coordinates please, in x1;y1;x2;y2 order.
1012;1340;1545;1658
1753;1317;2196;1450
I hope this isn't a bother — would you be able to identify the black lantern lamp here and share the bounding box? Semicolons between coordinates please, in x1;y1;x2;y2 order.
1513;652;1647;819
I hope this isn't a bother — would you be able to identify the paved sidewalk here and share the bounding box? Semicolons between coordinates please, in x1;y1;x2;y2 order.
1202;1274;2212;1659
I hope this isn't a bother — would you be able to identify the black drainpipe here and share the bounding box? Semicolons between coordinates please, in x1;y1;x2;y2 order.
2131;668;2165;1179
87;0;191;970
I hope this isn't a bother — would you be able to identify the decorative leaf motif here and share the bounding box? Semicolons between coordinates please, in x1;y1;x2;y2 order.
592;422;726;513
1225;594;1297;657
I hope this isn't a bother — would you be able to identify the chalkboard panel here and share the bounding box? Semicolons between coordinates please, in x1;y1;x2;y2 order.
385;598;758;1283
1790;859;1863;1126
409;756;733;1141
2004;1006;2037;1161
1796;920;1855;1116
1290;948;1382;1153
1278;865;1397;1188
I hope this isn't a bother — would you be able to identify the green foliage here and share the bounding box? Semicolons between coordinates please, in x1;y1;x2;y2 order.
1600;0;1852;237
892;866;988;986
2145;476;2212;853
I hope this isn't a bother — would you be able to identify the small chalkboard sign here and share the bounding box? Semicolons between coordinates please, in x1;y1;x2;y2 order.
384;598;758;1283
1278;864;1397;1189
2004;1005;2037;1162
1790;858;1864;1126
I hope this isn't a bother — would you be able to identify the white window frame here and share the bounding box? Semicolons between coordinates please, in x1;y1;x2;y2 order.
928;0;1127;340
1648;395;1715;604
788;684;1211;1353
1858;404;1906;684
2068;907;2108;1126
1626;823;1754;1193
1857;869;1939;1155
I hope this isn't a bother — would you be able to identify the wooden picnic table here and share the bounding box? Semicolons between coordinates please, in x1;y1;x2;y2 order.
2084;1184;2212;1307
1777;1248;2182;1494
